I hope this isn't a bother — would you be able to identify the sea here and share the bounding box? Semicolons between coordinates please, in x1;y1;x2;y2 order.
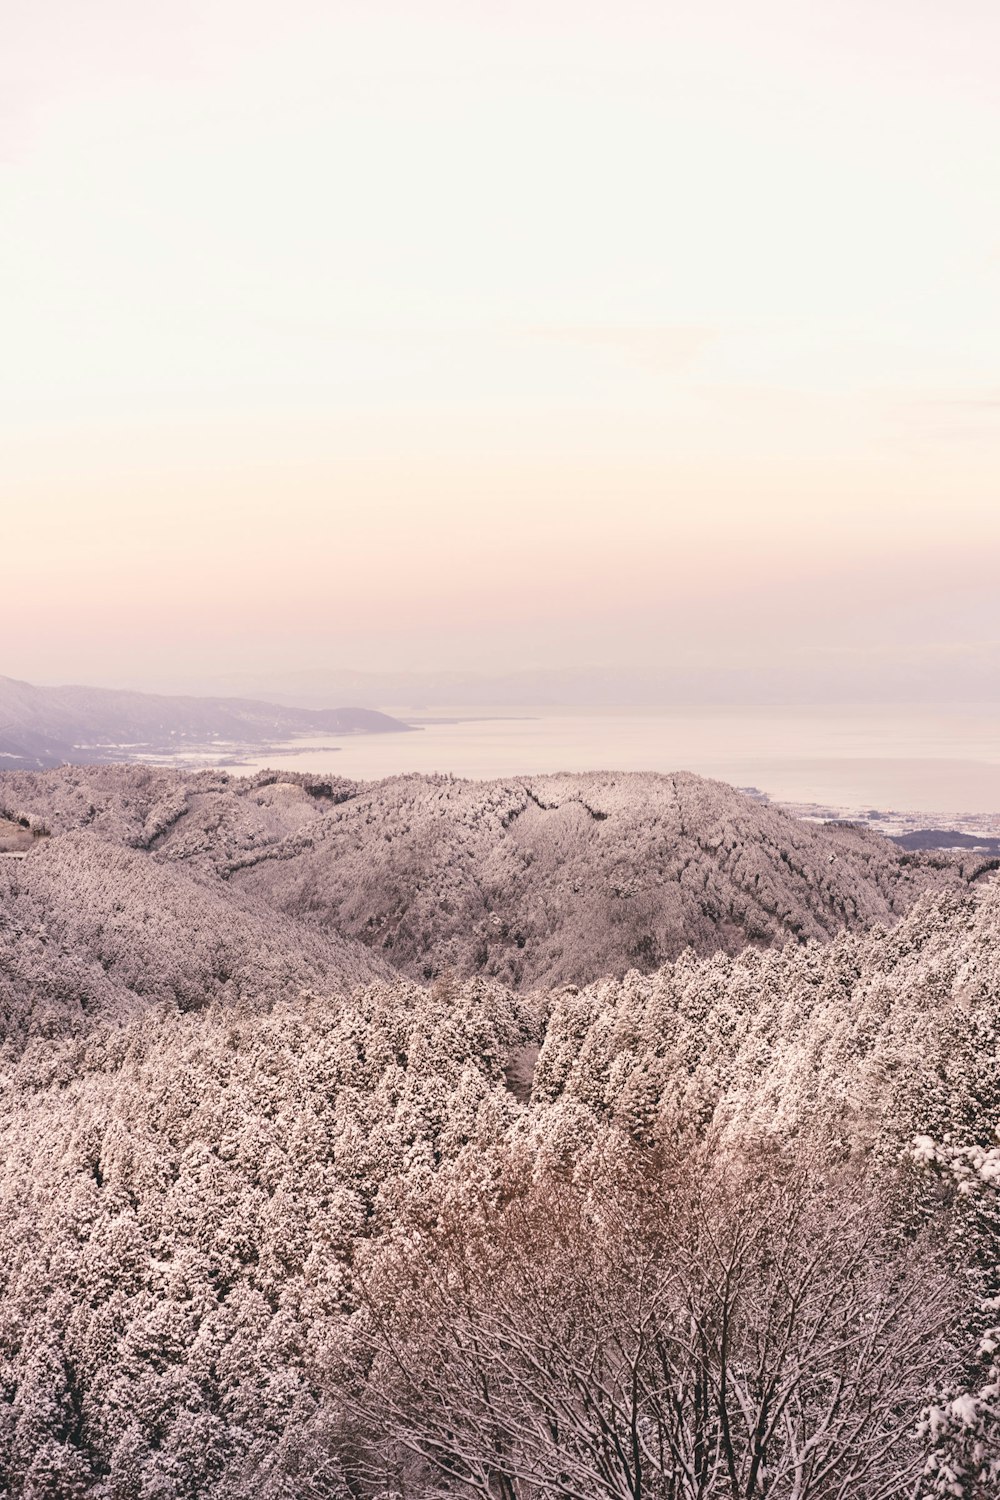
216;704;1000;822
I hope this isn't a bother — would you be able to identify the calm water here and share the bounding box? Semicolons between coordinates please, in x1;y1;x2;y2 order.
223;705;1000;817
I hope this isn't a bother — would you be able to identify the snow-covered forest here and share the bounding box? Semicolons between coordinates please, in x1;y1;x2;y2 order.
1;765;998;1497
3;765;986;989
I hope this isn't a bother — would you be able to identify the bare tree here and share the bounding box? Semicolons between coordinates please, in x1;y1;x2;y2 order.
351;1140;957;1500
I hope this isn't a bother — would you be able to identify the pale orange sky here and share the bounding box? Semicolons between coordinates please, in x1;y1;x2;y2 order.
2;1;998;696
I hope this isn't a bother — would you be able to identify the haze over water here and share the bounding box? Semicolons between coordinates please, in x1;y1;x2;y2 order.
228;704;1000;818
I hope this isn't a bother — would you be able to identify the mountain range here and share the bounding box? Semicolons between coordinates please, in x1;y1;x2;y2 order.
0;674;409;771
0;759;997;1496
2;763;991;998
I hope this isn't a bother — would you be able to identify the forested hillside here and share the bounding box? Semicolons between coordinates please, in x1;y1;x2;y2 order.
1;763;998;1496
0;832;393;1051
0;879;998;1496
2;764;988;990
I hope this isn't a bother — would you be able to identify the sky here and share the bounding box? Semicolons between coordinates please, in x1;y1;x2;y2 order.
3;0;999;699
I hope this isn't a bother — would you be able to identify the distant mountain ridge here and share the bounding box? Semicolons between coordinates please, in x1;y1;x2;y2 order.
0;674;410;770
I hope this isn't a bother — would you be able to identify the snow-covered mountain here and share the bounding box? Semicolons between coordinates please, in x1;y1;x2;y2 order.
0;787;997;1495
1;762;997;1497
3;763;990;991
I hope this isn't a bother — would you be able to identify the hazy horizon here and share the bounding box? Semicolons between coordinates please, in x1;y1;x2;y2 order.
9;656;1000;710
5;0;999;700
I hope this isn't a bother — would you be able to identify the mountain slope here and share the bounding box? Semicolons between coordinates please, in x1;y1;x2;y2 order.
3;764;985;991
0;674;409;770
0;763;997;1495
220;769;986;986
0;880;997;1497
0;827;395;1051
